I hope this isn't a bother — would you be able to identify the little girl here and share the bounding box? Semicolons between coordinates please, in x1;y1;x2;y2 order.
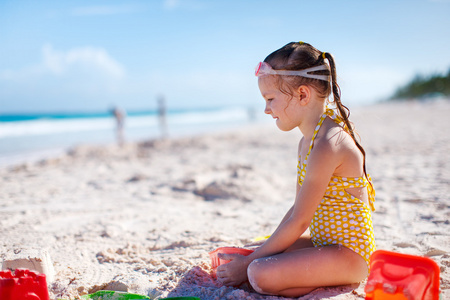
216;42;376;297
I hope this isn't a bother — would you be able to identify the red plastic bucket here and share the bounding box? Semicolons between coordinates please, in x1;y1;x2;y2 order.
208;247;254;269
0;269;49;300
365;250;440;300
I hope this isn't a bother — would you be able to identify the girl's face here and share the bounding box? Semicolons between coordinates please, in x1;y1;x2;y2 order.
258;76;302;131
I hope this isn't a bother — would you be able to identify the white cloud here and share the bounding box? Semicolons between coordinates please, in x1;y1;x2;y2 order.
0;44;125;80
42;44;125;78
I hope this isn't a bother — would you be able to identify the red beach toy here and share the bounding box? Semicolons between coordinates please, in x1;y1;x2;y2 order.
0;268;49;300
209;247;254;270
365;250;440;300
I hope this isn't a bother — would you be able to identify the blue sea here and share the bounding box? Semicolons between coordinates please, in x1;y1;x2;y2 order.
0;106;265;167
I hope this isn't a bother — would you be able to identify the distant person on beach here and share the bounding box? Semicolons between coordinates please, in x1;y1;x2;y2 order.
157;95;168;139
216;42;376;297
111;106;125;146
247;106;256;122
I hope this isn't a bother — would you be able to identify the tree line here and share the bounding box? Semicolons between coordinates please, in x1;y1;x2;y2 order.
391;68;450;100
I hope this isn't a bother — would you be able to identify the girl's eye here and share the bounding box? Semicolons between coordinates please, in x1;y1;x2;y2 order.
267;98;274;102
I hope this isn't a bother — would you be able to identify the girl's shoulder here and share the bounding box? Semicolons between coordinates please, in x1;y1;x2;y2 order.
314;119;360;161
314;118;364;175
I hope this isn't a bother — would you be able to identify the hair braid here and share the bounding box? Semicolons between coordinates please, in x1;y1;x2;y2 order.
323;52;372;186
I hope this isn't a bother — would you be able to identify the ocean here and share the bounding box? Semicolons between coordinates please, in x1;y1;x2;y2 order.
0;106;265;167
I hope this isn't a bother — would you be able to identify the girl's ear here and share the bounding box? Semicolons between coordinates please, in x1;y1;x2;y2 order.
297;85;311;106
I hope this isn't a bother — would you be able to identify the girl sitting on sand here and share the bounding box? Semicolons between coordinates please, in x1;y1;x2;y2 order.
216;41;376;297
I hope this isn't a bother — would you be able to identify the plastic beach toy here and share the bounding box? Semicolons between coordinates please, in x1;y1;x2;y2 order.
79;291;200;300
365;250;440;300
0;268;49;300
253;235;271;242
209;247;255;269
80;290;151;299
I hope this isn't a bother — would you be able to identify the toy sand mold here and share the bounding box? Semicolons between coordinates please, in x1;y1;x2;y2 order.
80;290;200;300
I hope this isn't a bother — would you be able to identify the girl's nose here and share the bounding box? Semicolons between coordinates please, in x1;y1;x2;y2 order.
264;104;271;115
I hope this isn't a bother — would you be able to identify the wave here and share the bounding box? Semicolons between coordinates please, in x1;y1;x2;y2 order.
0;107;251;139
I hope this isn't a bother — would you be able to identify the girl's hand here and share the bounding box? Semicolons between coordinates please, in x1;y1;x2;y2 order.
215;253;251;286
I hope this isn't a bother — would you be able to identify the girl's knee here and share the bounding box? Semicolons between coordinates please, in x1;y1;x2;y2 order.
247;259;274;295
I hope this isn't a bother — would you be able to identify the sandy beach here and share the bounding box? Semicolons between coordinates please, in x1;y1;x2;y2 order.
1;100;449;299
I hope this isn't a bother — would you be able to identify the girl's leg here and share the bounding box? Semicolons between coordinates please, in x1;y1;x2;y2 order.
247;244;368;297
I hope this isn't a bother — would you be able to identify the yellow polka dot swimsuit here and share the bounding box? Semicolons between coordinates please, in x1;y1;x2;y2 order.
297;109;376;269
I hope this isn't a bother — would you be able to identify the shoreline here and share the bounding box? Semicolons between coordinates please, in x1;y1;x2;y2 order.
1;100;449;299
0;106;261;169
0;117;267;169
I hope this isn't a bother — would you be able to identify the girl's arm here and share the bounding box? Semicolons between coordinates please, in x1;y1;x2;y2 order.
250;138;341;258
217;136;344;286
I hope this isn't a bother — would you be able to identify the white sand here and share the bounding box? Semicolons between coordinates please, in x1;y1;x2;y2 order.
1;101;449;299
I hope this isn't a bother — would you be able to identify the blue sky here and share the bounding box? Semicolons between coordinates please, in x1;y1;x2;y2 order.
1;0;449;113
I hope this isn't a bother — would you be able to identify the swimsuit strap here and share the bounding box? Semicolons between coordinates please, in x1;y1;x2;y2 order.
304;108;340;161
303;108;376;212
366;174;376;211
324;109;376;211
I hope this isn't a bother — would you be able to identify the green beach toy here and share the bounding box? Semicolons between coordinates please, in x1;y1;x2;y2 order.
78;291;200;300
79;291;151;299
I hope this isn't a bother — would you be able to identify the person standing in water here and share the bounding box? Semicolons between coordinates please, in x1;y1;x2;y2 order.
111;106;125;146
157;95;168;139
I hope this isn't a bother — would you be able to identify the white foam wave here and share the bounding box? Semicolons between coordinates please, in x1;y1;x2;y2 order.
0;107;250;138
0;118;114;138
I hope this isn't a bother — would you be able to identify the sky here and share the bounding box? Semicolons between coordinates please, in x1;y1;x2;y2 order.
1;0;449;113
